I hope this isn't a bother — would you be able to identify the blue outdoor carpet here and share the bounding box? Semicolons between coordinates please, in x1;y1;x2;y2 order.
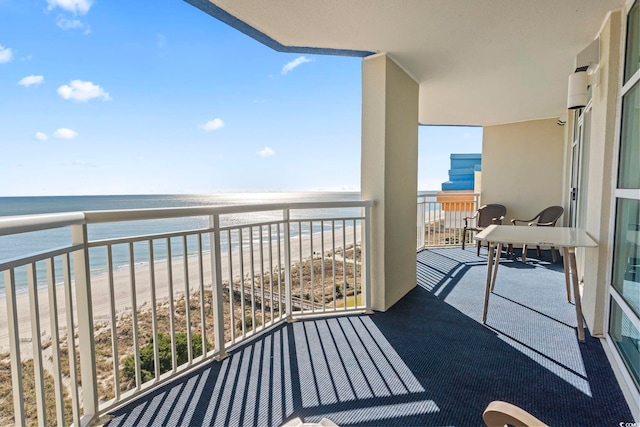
106;248;633;426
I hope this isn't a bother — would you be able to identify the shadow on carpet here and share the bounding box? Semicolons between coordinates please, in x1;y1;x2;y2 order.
106;248;632;426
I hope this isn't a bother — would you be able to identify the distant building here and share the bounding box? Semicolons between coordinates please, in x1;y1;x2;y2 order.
437;153;481;231
441;153;481;191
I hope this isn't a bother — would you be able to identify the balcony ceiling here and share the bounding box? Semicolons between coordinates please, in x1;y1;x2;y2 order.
188;0;626;126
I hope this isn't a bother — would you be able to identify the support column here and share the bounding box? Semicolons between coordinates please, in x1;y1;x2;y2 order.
361;53;419;311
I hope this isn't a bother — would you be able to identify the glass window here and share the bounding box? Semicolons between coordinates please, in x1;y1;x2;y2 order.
610;0;640;398
609;299;640;389
618;82;640;189
625;0;640;83
613;198;640;316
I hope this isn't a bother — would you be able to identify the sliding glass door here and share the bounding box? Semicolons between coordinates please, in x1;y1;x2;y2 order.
608;0;640;395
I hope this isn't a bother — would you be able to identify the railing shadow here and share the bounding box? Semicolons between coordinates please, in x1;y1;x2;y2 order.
107;316;444;427
106;248;632;427
416;247;486;299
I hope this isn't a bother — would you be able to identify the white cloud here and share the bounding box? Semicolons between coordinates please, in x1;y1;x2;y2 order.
258;146;275;157
281;56;312;75
0;45;13;63
18;75;44;87
53;128;78;139
57;80;111;102
46;0;92;15
56;15;85;30
35;132;48;141
200;118;225;131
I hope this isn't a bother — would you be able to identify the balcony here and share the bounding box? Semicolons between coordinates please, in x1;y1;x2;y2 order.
0;197;633;426
106;248;632;426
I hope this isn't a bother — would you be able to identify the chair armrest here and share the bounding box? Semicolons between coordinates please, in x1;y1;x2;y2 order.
511;218;536;225
536;221;555;227
463;215;475;227
491;215;504;225
483;401;547;427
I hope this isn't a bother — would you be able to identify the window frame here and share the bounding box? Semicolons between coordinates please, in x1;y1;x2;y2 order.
604;0;640;402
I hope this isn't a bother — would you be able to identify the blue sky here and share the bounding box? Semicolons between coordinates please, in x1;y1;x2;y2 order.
0;0;481;196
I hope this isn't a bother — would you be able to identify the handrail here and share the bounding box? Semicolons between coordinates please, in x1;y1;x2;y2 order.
0;199;372;426
418;191;479;197
0;201;373;233
416;191;478;249
0;244;84;271
0;212;85;236
83;200;373;224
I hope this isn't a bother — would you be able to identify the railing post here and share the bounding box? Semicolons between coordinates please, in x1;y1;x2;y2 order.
210;214;228;360
27;264;46;426
417;197;425;250
4;269;25;426
363;204;373;314
71;224;98;425
283;208;293;321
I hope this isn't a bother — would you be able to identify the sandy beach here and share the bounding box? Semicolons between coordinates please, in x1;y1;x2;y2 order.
0;225;362;357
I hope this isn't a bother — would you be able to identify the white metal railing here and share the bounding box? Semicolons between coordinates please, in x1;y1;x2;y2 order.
0;201;372;426
417;191;479;250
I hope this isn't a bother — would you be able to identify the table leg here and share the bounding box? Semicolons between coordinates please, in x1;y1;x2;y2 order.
567;247;586;342
490;243;502;292
482;241;495;324
562;247;572;302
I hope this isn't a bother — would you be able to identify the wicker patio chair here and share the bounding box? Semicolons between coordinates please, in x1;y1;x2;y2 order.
462;204;507;256
509;205;564;262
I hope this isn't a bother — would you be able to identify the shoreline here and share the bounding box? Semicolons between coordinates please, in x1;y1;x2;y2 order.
0;226;361;355
0;222;359;296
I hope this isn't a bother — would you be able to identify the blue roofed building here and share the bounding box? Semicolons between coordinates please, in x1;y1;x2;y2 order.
432;154;481;242
441;153;481;192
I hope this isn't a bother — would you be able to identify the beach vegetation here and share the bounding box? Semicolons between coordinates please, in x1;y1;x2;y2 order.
239;314;262;331
58;341;81;384
334;244;362;262
335;294;362;309
122;332;210;386
0;354;73;427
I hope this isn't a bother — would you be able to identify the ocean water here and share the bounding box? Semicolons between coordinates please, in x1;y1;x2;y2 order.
0;192;361;293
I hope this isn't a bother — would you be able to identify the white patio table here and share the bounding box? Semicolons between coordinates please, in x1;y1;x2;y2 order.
475;224;597;342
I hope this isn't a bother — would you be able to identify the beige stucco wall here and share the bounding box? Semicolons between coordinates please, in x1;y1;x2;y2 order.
481;119;565;223
575;10;622;337
361;54;419;311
